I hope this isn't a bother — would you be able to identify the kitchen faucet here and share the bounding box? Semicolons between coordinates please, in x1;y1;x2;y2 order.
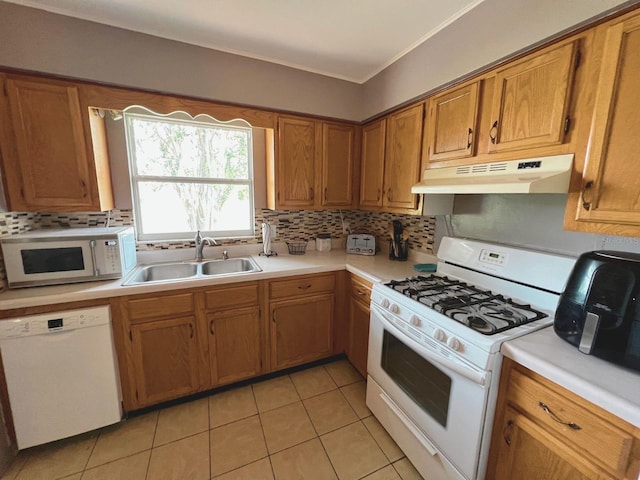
194;230;218;261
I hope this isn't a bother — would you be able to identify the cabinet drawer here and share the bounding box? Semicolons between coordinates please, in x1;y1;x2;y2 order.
507;367;634;475
350;276;372;304
127;293;195;322
269;274;335;299
204;283;260;310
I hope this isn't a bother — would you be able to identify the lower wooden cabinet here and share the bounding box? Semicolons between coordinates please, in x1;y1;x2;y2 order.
346;274;372;377
129;316;201;407
487;359;640;480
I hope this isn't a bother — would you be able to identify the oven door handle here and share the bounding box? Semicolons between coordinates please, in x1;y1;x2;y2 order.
372;305;489;386
379;390;438;456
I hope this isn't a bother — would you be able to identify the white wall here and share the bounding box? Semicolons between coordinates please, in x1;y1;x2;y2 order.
0;2;364;121
361;0;634;119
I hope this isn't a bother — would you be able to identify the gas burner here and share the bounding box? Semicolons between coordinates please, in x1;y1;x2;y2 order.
385;274;547;335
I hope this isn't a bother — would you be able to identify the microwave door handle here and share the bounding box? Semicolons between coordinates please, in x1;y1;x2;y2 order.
579;312;600;354
89;240;100;276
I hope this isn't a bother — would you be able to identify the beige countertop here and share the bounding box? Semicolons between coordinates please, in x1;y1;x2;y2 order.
0;244;437;311
502;327;640;428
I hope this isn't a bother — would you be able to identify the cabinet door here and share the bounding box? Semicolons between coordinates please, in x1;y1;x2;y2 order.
576;15;640;226
427;82;479;163
384;104;423;210
2;78;97;210
130;316;200;407
347;296;370;378
493;407;611;480
360;119;386;209
277;116;318;208
270;293;334;370
321;122;355;207
488;42;577;153
208;307;262;386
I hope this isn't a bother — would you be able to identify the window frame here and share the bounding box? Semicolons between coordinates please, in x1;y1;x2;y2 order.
123;109;255;242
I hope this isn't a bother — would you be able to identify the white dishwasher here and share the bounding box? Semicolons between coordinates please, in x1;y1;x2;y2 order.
0;305;122;449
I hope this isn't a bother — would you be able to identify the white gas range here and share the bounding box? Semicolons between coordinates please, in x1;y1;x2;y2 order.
366;236;576;480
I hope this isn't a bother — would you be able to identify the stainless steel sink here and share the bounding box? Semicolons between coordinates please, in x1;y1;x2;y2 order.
123;257;261;285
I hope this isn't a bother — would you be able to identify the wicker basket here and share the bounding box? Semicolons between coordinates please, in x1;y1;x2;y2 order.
286;241;308;255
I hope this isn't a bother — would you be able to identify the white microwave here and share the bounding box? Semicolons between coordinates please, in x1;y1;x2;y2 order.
1;227;137;288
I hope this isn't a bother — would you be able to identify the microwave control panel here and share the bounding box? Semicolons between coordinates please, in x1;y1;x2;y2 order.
96;239;122;274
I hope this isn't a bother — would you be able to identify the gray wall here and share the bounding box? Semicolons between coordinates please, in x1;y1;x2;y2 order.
0;2;363;121
361;0;634;119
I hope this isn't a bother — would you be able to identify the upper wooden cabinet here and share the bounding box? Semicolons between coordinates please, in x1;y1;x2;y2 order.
0;75;114;212
573;14;640;230
426;82;480;164
360;103;424;214
272;115;357;210
488;41;578;154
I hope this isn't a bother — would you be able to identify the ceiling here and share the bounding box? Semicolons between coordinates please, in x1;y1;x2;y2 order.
4;0;485;83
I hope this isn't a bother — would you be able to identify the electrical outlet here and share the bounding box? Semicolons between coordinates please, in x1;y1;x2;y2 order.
270;224;277;238
342;221;351;235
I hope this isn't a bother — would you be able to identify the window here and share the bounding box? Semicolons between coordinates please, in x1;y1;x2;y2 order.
124;108;254;241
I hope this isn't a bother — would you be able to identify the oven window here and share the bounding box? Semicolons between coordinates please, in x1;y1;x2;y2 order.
21;248;85;274
381;330;451;427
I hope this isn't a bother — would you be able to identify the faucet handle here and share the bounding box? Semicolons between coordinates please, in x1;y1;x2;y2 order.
195;230;202;243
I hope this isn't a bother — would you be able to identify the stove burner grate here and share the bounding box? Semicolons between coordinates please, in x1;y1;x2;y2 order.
385;274;547;335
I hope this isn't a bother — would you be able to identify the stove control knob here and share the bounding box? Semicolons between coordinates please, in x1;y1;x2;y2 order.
381;298;390;309
433;328;446;342
389;303;400;314
447;336;462;352
410;315;421;327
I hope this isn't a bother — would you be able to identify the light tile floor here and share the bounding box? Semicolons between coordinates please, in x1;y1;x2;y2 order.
2;360;424;480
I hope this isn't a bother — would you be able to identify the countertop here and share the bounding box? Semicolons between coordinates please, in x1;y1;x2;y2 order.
502;327;640;428
0;244;437;311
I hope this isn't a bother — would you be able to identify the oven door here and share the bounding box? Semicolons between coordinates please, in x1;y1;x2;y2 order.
367;303;489;480
2;240;96;287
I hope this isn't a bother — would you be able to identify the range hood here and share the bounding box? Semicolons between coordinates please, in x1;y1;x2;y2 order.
411;154;574;194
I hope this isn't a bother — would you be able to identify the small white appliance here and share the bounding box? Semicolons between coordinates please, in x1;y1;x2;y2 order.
346;234;376;255
367;237;576;480
0;306;122;449
1;226;136;288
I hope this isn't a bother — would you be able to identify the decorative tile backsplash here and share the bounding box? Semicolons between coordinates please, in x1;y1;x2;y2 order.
0;208;436;291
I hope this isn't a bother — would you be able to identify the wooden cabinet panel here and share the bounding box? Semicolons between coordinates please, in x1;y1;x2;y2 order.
127;292;195;322
427;82;479;163
359;119;386;208
204;283;259;310
488;41;577;153
269;273;336;299
575;15;640;227
347;296;370;378
270;293;334;370
321;122;355;207
383;103;424;211
130;316;200;407
208;307;262;386
277;116;318;208
0;76;113;211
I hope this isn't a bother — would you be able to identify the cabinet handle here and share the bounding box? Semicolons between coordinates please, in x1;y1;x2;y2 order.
377;188;381;201
582;181;593;211
489;121;498;144
310;187;314;200
324;187;327;201
467;128;473;149
356;289;366;296
538;402;581;430
80;180;88;198
189;323;194;339
387;188;392;202
210;319;215;335
298;284;312;290
503;420;514;446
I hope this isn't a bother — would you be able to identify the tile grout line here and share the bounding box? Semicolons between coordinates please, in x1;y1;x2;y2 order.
143;412;160;480
250;382;273;480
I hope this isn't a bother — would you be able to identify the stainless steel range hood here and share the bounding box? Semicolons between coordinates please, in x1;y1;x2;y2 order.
411;154;574;194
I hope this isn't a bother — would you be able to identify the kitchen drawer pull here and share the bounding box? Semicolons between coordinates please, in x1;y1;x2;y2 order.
489;120;498;144
356;289;366;296
298;284;312;290
538;402;581;430
582;181;593;211
467;127;473;149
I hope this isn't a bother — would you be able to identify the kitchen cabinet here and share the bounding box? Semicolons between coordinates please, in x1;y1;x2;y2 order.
571;13;640;231
487;359;640;479
346;274;372;378
360;103;424;214
268;273;336;370
273;115;357;209
487;41;578;154
204;282;264;386
425;81;480;164
0;74;114;212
